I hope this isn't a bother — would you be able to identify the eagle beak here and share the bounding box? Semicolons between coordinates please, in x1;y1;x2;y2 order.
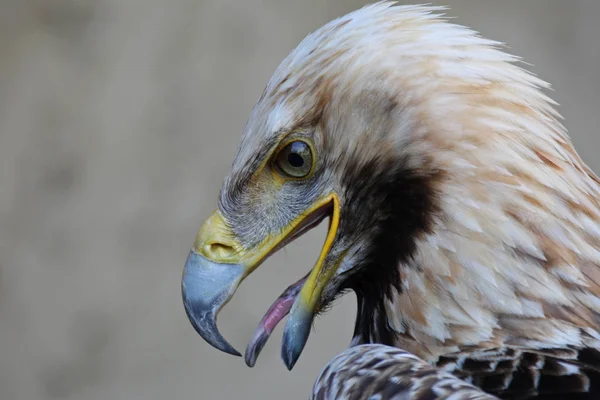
281;195;341;370
182;195;341;362
181;210;247;356
182;250;244;356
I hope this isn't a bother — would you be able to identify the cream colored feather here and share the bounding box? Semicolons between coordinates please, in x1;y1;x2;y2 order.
231;2;600;398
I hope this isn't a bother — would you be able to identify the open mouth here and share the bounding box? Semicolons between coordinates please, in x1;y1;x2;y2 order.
264;201;333;264
244;274;308;367
243;203;332;366
181;194;340;368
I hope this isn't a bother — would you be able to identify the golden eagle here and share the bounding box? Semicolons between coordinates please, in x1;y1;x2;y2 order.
182;3;600;398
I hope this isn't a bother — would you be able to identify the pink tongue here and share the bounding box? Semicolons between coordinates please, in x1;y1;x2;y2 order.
244;275;308;367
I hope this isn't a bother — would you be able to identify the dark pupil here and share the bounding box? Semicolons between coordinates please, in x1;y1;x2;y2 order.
287;152;304;168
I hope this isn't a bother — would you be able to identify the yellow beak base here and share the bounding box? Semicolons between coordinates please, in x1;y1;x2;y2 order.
181;193;341;366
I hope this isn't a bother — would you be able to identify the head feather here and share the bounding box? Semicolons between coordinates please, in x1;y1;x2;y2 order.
227;1;600;361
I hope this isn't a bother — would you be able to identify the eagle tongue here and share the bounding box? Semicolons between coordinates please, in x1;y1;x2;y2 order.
244;275;308;367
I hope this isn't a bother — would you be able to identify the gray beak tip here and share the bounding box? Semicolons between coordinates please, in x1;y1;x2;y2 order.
182;300;241;357
181;251;244;357
280;306;314;371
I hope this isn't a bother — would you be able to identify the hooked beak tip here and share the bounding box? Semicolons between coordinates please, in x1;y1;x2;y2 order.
182;302;241;357
181;251;243;357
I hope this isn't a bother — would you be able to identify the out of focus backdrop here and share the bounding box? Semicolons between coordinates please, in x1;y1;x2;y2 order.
1;1;599;399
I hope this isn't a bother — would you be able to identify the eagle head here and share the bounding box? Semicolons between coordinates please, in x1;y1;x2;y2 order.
182;3;600;371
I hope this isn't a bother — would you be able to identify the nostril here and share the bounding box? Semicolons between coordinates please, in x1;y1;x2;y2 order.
208;242;235;259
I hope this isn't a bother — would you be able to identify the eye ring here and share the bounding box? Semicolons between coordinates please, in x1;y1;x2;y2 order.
273;140;314;179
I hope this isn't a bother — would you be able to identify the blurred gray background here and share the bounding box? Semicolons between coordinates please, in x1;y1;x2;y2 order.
0;1;598;399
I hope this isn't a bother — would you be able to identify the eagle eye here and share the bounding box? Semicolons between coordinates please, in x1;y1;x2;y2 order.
274;140;314;178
